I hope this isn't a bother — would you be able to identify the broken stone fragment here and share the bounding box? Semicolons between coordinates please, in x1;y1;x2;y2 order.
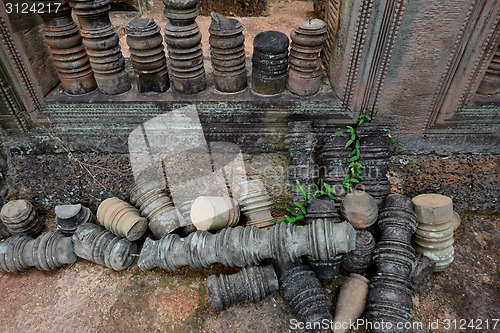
207;264;279;312
137;219;356;271
55;204;95;237
273;260;332;333
190;196;240;231
0;232;77;272
333;273;370;333
72;223;137;271
0;199;44;237
340;190;378;229
97;197;148;242
412;193;455;272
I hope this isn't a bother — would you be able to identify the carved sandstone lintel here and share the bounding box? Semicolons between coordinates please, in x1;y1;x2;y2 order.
35;0;97;95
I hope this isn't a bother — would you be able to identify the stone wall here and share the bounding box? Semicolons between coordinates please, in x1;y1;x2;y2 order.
197;0;267;17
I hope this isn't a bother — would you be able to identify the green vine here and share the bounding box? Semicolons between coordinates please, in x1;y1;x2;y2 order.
335;108;380;192
272;178;337;226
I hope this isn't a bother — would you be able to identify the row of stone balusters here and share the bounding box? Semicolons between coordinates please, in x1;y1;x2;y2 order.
37;0;328;96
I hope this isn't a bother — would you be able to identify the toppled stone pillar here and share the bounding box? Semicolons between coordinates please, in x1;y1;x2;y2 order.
125;18;170;93
412;194;455;272
366;194;418;333
129;180;181;239
285;121;318;204
138;219;356;271
333;273;370;333
35;0;97;95
340;190;378;229
190;196;240;231
273;260;333;332
252;31;289;95
287;19;327;96
163;0;206;94
72;223;137;271
55;204;96;237
209;12;247;93
0;232;77;272
207;264;279;312
342;229;375;274
0;200;43;237
237;180;274;229
70;0;131;95
97;197;148;242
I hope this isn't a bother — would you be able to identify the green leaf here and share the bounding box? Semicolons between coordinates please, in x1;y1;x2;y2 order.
348;161;355;167
374;109;381;116
354;162;362;167
334;131;344;135
358;119;364;126
349;178;360;183
327;192;337;200
295;215;305;220
285;205;294;214
410;158;417;164
284;215;294;223
296;180;308;201
345;139;354;148
355;140;360;149
348;155;359;162
398;148;407;154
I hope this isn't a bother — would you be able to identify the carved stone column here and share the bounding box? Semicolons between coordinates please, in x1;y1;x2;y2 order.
35;0;97;95
126;18;170;93
70;0;131;95
162;0;206;94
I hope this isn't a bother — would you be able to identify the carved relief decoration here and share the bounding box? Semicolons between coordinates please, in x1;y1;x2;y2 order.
321;0;340;68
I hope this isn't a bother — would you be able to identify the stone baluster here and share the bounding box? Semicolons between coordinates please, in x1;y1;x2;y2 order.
125;18;170;93
35;0;97;95
207;265;279;312
72;223;137;271
70;0;131;95
252;31;289;95
0;232;77;272
209;12;247;93
288;19;327;96
55;203;95;236
162;0;206;94
366;194;418;333
138;219;356;271
273;260;333;331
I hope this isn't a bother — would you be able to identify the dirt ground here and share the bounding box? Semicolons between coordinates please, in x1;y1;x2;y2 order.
1;1;499;332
